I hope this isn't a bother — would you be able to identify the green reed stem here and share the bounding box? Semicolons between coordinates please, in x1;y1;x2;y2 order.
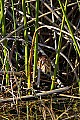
11;0;16;31
1;0;9;85
51;0;68;90
27;0;31;15
22;0;30;88
76;0;80;94
1;0;5;36
58;0;80;57
27;0;31;90
11;0;18;71
33;0;39;82
0;1;1;27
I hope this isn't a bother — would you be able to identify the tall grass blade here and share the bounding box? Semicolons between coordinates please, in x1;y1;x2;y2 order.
51;0;68;90
22;0;30;88
76;0;80;94
1;0;9;85
27;0;31;15
58;0;80;57
11;0;18;71
0;1;1;27
33;0;39;82
27;0;31;90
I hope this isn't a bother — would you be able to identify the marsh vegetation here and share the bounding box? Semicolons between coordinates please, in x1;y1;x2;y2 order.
0;0;80;119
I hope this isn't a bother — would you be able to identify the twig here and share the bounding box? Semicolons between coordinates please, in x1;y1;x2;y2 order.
59;94;80;99
0;86;70;103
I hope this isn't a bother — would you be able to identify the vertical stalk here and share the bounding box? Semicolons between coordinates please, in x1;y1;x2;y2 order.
1;0;9;85
76;0;80;94
11;0;18;71
58;0;80;94
27;0;31;15
50;0;57;49
26;101;29;120
51;0;68;90
33;0;39;82
22;0;29;87
11;0;16;31
27;0;31;90
58;0;80;57
0;1;1;29
1;0;5;36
